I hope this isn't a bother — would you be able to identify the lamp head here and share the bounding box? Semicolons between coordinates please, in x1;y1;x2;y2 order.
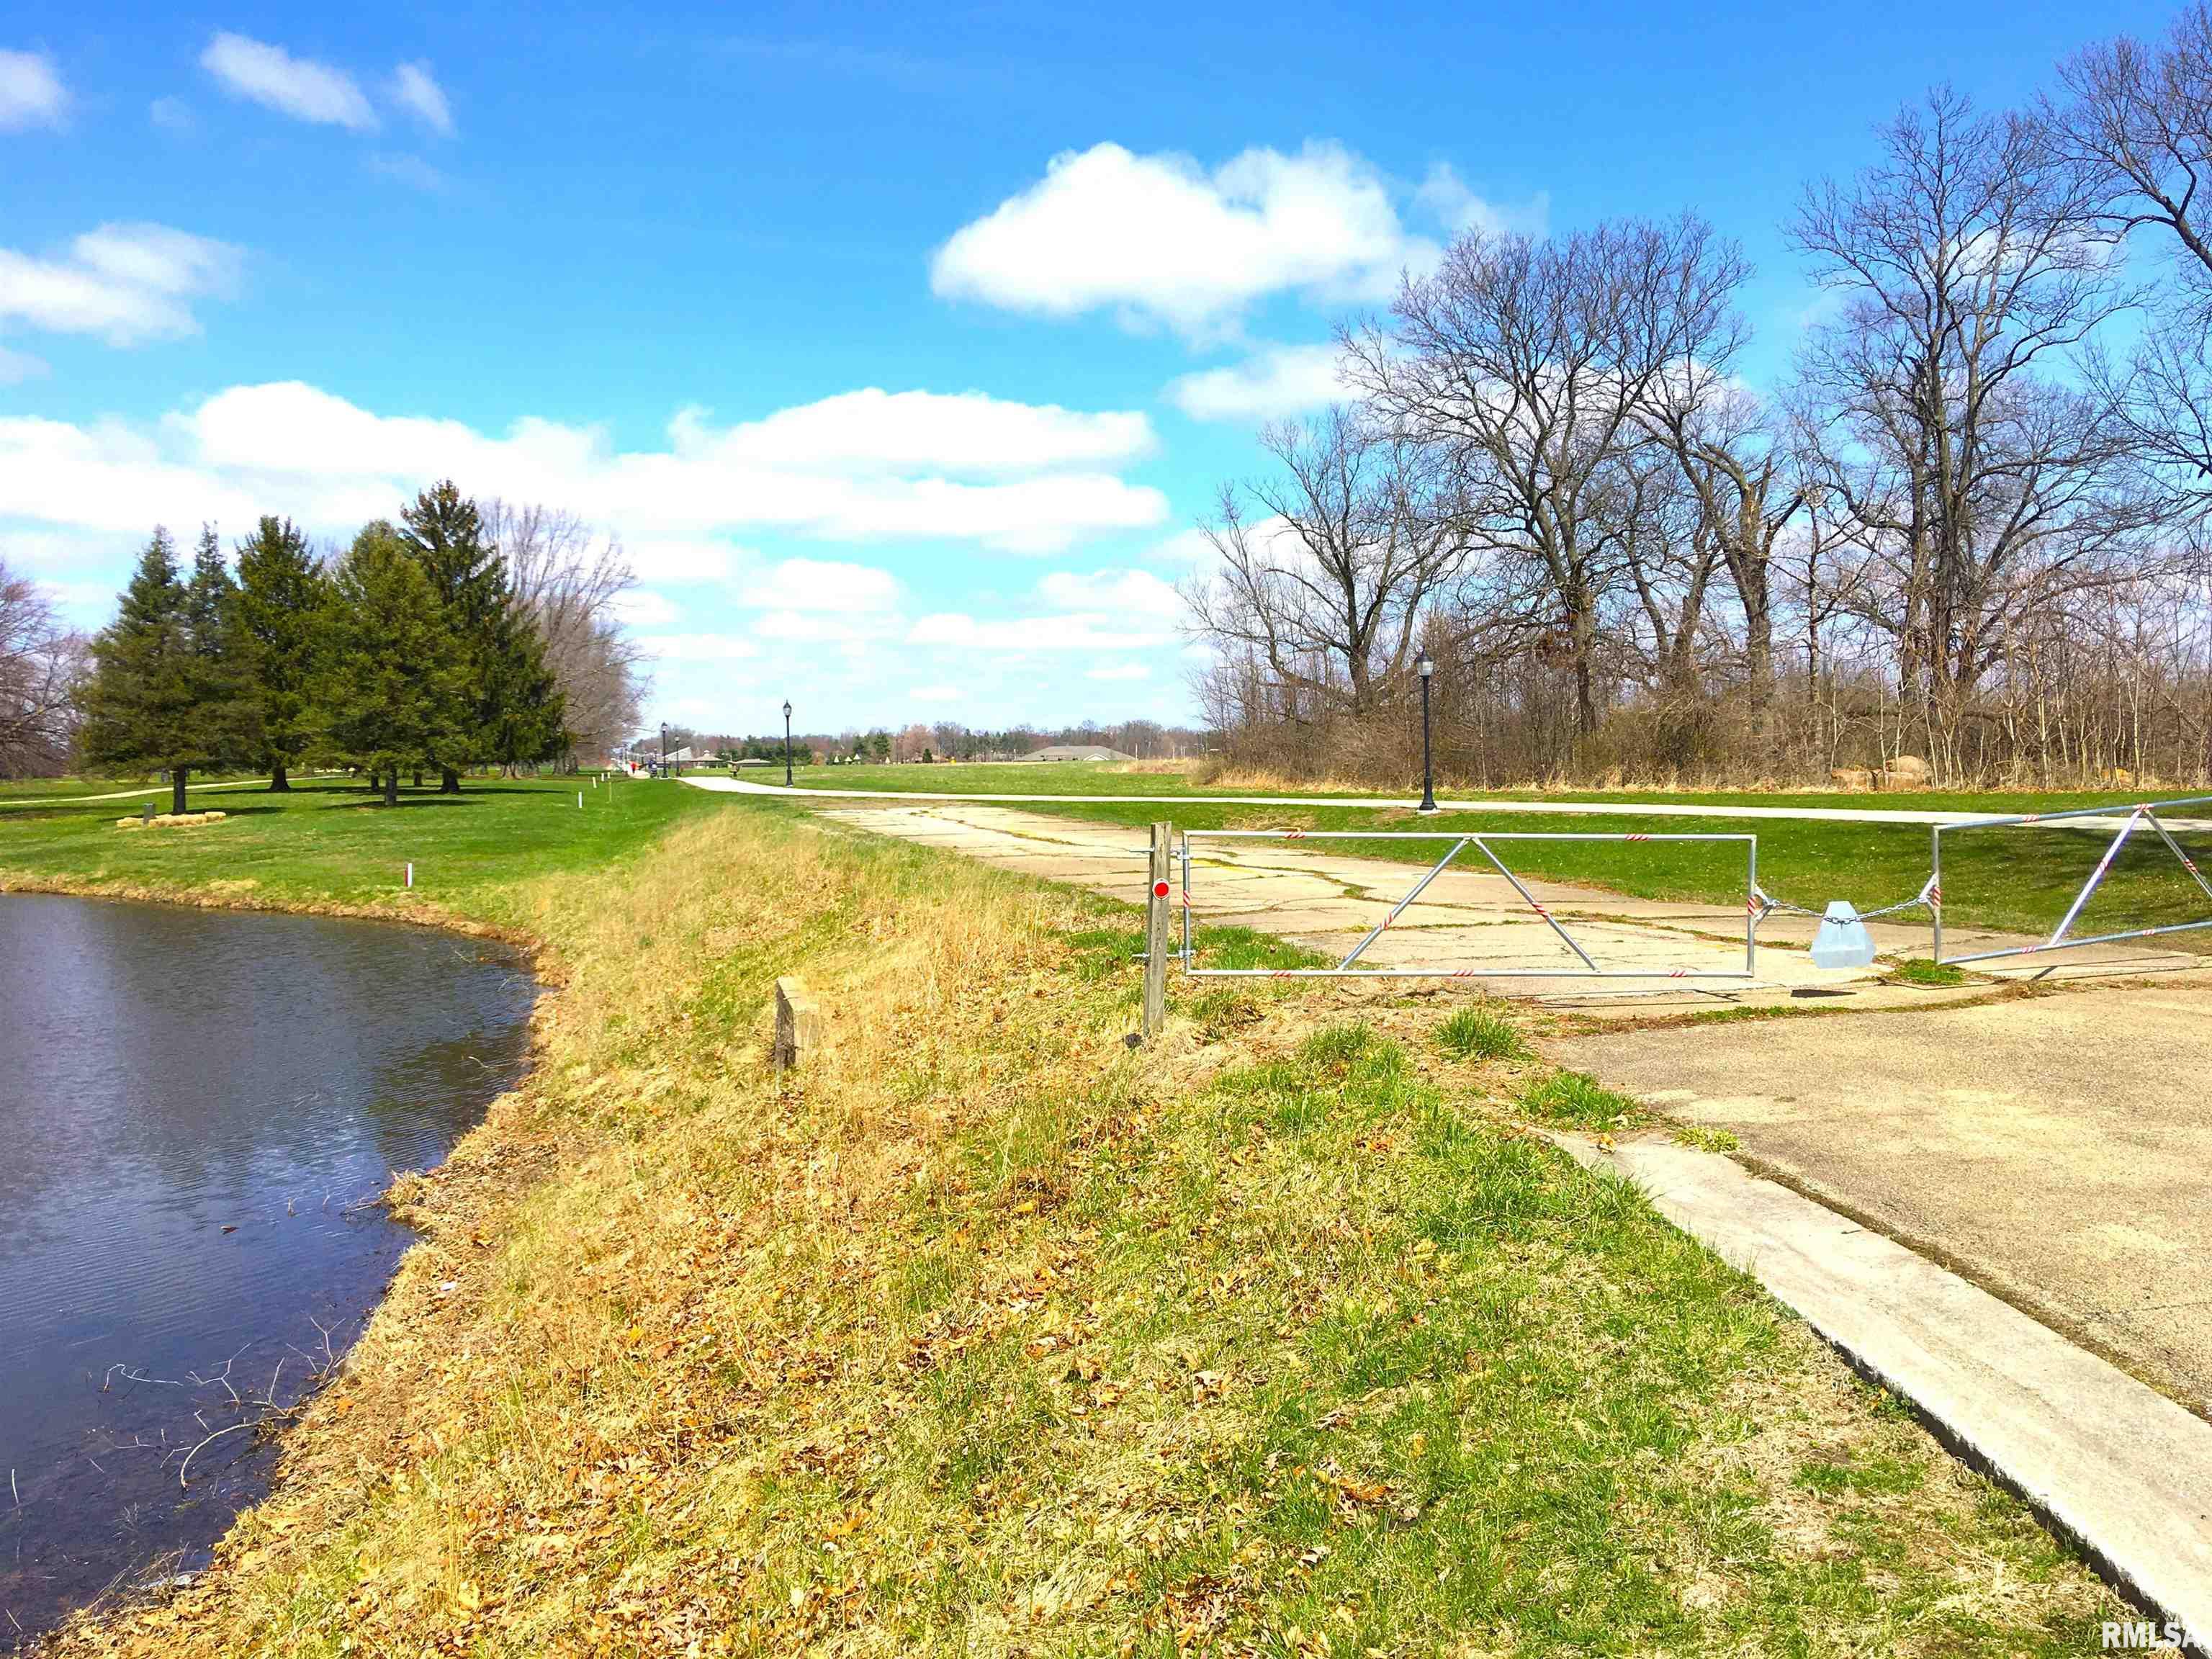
1418;655;1434;678
783;699;793;719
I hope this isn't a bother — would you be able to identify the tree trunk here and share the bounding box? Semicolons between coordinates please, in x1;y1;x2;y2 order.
383;770;400;807
439;768;461;793
269;764;289;793
413;770;423;788
171;767;189;815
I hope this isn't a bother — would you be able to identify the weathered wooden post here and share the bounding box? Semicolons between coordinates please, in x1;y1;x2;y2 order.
775;976;820;1069
1143;821;1172;1042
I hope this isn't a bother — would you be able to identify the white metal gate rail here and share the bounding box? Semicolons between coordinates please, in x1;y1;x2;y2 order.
1176;829;1760;979
1932;795;2212;968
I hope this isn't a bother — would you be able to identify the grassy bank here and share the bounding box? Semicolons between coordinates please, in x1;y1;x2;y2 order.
17;787;2122;1655
0;774;714;920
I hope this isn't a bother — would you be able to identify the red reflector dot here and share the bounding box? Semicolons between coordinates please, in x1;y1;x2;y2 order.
1152;880;1171;897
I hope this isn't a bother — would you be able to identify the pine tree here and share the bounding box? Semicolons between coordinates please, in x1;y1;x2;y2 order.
318;524;464;806
184;524;256;768
233;516;325;791
397;481;505;791
78;528;244;813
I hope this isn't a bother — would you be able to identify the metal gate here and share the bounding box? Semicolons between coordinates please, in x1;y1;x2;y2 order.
1931;795;2212;968
1174;828;1760;980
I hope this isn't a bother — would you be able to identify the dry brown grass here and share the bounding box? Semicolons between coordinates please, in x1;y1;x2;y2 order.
48;806;2120;1658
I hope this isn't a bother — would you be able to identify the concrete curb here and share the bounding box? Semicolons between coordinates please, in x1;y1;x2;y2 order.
1555;1133;2212;1652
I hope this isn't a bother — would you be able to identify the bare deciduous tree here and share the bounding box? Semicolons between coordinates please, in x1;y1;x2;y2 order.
0;559;81;777
1345;214;1747;736
481;500;647;763
1181;407;1466;720
1792;88;2157;776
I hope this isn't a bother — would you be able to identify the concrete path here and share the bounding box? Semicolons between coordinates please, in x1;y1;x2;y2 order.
1556;987;2212;1411
1557;1133;2212;1647
683;770;2212;832
803;798;2207;1010
0;773;340;811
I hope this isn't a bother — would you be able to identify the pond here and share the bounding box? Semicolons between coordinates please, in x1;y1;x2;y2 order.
0;893;536;1643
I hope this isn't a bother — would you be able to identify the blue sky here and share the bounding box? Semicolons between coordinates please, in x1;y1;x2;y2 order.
0;0;2181;737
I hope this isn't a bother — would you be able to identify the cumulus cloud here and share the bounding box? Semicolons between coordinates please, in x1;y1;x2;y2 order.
634;633;760;662
1164;341;1346;422
0;380;1166;565
907;612;1173;652
201;32;376;129
932;141;1540;340
389;62;453;136
1035;567;1184;619
0;222;241;345
740;556;899;613
0;49;67;132
909;684;963;703
1086;662;1149;681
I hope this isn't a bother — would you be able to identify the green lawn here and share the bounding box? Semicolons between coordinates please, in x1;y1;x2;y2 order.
786;760;2190;817
0;773;728;918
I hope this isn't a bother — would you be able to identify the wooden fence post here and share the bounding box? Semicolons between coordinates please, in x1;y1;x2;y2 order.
1144;821;1172;1041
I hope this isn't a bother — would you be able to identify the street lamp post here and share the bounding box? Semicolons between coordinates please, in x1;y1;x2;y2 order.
1416;654;1437;814
782;701;794;788
660;722;668;778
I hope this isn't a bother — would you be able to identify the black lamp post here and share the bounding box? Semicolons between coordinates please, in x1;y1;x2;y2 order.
782;700;794;787
1416;654;1437;814
660;721;668;778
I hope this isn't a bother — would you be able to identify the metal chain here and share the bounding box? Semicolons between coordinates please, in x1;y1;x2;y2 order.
1753;873;1939;922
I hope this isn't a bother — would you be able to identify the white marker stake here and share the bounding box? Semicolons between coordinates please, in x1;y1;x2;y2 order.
578;791;584;808
405;862;414;889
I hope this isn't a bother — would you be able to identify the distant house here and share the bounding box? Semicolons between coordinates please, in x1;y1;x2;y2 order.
733;757;770;768
1028;745;1134;762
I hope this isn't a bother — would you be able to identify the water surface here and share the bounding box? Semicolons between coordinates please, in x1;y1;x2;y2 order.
0;893;534;1642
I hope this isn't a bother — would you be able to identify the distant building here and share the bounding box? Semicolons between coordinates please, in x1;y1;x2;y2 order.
1028;744;1134;762
733;757;770;768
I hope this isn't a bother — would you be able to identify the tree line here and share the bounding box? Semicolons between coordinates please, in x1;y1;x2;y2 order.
1187;6;2212;789
66;482;639;809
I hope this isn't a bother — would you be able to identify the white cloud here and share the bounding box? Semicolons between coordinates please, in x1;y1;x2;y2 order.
613;589;682;629
1164;341;1346;422
741;557;899;613
1413;162;1547;240
0;379;1165;559
1036;567;1183;619
1141;526;1215;570
0;344;47;384
932;141;1539;341
368;153;445;192
909;684;963;703
389;62;453;136
0;222;241;345
0;49;66;132
637;633;760;662
699;387;1151;476
1086;662;1149;681
201;33;376;130
908;612;1173;652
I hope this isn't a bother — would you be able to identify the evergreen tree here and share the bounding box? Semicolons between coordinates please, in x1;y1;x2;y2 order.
233;516;325;791
318;524;464;806
183;524;256;768
397;481;508;790
77;528;238;812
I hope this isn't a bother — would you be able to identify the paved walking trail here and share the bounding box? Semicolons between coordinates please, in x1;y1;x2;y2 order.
688;770;2212;832
776;793;2208;1009
692;776;2212;1641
